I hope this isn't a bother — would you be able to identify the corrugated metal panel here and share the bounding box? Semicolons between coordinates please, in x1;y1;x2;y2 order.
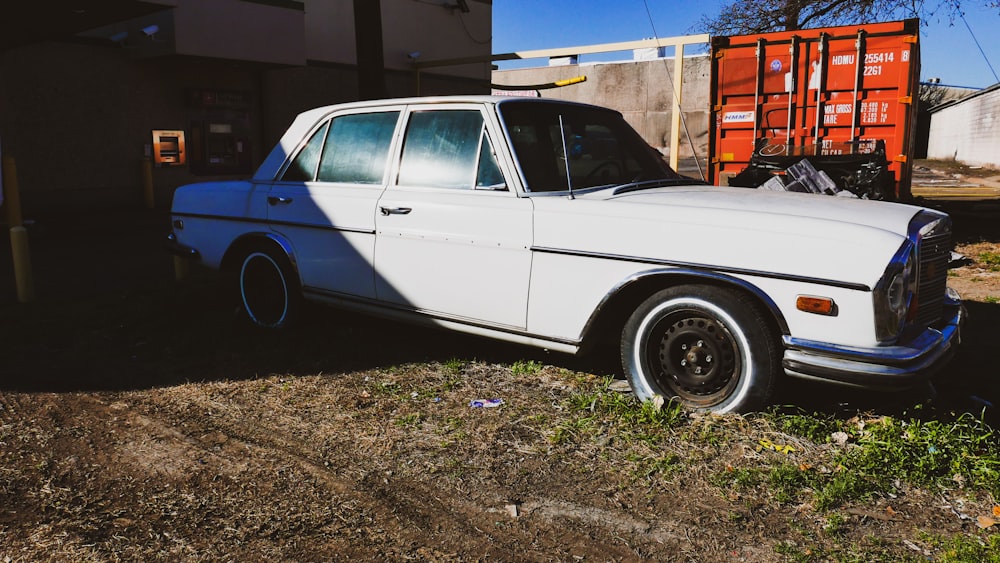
709;19;921;199
927;86;1000;167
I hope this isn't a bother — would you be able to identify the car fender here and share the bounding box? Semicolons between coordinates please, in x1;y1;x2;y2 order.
579;267;790;353
222;232;300;280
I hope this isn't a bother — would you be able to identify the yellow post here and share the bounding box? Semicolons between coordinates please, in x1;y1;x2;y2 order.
2;156;35;303
9;226;35;303
2;156;23;227
173;255;189;282
669;44;686;173
142;158;154;209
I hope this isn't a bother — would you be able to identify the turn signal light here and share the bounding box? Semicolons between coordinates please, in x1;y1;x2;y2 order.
796;295;836;316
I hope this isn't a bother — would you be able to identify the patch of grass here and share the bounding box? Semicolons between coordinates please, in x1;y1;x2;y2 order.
768;409;841;444
984;296;999;304
767;463;811;505
709;411;1000;512
711;466;762;490
395;412;424;428
841;414;1000;496
812;472;875;511
918;531;1000;562
510;359;543;377
441;358;466;375
821;512;847;536
978;251;1000;272
774;540;822;561
548;380;687;477
762;410;1000;508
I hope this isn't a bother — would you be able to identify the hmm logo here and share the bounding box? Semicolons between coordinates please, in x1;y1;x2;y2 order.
722;111;755;123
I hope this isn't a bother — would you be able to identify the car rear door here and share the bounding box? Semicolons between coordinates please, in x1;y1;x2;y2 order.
266;108;402;300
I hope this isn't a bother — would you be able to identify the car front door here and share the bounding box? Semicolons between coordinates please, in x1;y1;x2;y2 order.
374;105;532;329
266;108;402;300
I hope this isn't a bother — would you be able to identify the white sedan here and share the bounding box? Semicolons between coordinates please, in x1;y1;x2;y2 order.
168;96;963;413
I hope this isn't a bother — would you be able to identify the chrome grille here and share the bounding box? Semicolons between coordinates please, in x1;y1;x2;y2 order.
914;227;951;328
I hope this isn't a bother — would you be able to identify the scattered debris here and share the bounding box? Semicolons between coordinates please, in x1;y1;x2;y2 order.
651;395;666;411
607;380;632;393
505;502;521;518
830;431;850;446
758;439;795;455
469;399;503;408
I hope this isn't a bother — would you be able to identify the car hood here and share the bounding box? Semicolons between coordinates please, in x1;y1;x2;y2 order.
531;185;924;289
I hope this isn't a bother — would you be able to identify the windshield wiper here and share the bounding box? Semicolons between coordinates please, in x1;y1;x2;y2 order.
611;177;706;195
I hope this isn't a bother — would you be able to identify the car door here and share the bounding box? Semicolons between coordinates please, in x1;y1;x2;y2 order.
266;108;402;300
374;105;533;329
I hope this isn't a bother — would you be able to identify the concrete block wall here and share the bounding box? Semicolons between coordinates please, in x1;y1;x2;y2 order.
492;54;711;161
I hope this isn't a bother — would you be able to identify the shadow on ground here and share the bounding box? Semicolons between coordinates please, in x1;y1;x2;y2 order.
1;205;997;425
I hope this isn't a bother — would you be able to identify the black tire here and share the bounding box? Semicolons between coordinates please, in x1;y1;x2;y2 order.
237;246;300;329
620;285;780;413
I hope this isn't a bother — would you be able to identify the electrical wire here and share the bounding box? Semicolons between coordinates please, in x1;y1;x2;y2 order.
458;11;492;45
959;10;999;84
640;0;706;180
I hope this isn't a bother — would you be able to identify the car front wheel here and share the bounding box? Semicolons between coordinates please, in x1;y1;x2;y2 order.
621;285;779;413
238;247;300;329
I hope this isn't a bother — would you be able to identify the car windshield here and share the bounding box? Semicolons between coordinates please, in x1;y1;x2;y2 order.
498;101;683;193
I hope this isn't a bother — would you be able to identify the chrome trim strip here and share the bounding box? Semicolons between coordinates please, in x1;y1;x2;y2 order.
576;267;791;350
531;246;871;292
172;212;376;236
301;287;581;348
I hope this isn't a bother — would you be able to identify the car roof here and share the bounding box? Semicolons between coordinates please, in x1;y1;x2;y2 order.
253;96;615;182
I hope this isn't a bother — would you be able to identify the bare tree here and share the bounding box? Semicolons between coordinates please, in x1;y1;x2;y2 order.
695;0;999;35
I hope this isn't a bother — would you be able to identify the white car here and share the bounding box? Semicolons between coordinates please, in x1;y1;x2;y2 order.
168;96;963;413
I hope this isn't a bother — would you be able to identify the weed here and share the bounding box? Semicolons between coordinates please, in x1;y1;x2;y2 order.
550;417;598;444
442;358;466;375
842;413;1000;496
985;296;999;304
767;409;841;444
813;472;875;511
510;359;543;377
821;512;847;536
774;540;821;561
918;531;1000;562
395;412;424;428
978;251;1000;272
767;463;812;504
712;466;762;490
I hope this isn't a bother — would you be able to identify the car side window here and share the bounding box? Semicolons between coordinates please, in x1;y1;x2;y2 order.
281;123;328;181
317;111;399;184
476;132;506;190
398;110;488;190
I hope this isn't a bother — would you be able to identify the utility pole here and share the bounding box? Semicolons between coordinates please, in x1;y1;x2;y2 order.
353;0;387;100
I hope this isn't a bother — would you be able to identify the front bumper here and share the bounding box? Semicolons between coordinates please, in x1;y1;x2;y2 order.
781;296;964;389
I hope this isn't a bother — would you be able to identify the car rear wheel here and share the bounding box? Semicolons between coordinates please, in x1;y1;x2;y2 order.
621;285;779;413
238;247;299;329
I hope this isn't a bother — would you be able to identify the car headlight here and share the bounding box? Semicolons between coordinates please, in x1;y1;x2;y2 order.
875;243;916;342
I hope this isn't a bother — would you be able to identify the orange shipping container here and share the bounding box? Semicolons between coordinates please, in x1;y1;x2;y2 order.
708;19;920;200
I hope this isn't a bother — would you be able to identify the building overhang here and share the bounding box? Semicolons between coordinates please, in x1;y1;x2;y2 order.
0;0;177;52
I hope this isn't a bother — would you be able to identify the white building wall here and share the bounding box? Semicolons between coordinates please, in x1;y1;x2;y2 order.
927;86;1000;168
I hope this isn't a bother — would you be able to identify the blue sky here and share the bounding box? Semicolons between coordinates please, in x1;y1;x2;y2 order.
493;1;1000;89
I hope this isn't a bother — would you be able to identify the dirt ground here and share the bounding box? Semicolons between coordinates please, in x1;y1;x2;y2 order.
1;167;999;561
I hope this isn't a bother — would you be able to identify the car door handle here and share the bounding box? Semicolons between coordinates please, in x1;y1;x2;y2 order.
267;196;294;206
380;206;412;216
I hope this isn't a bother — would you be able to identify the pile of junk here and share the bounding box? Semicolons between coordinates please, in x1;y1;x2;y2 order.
726;140;895;201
